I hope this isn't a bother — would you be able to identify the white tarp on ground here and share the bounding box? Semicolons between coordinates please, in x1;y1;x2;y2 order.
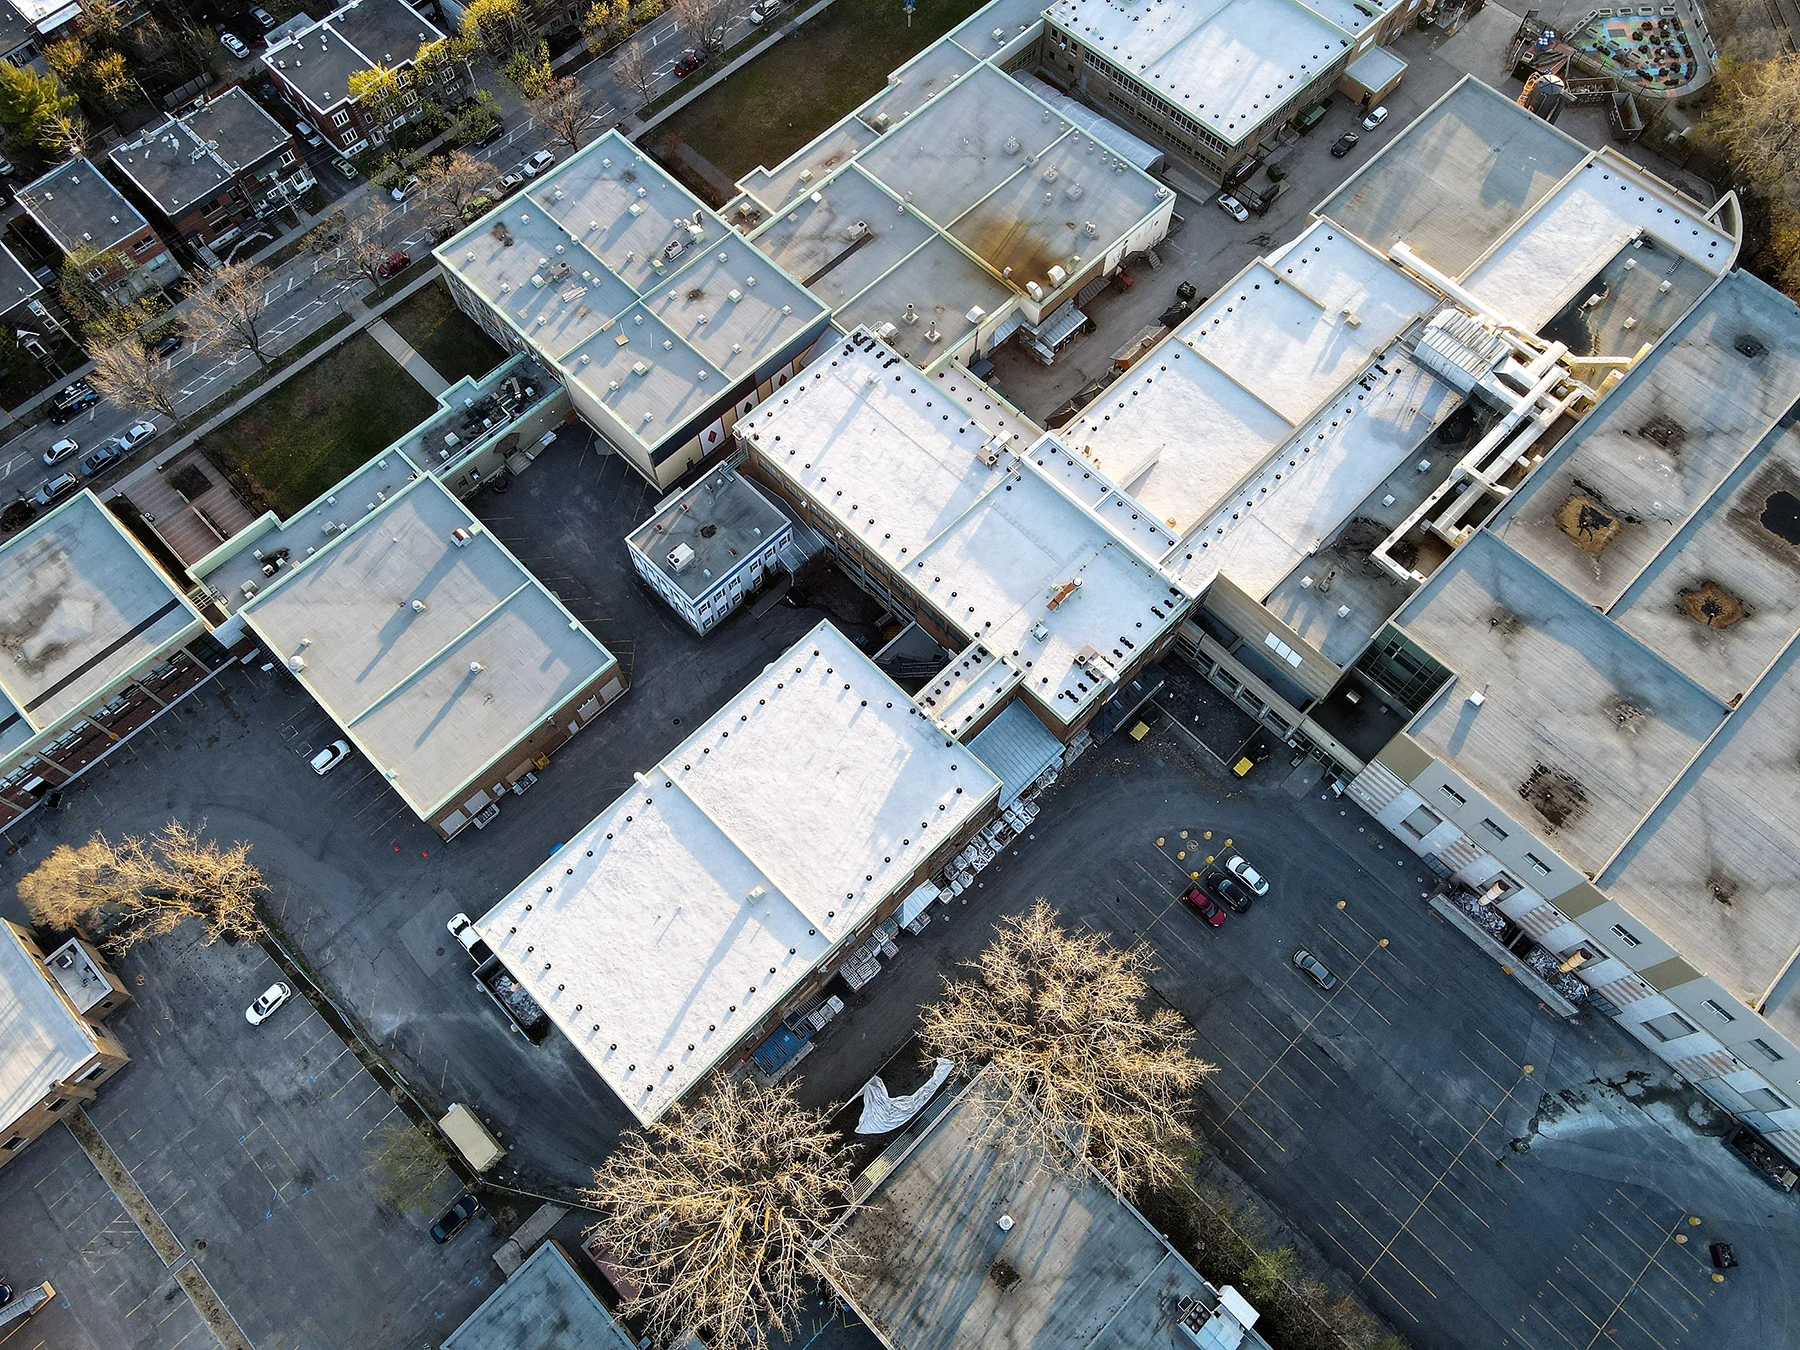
856;1058;955;1134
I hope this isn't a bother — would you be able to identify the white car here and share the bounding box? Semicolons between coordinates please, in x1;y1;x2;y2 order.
1361;104;1388;130
220;31;250;59
295;120;325;150
43;437;79;465
246;981;293;1025
1225;854;1269;896
748;0;779;21
310;739;351;775
1216;193;1249;223
521;150;556;178
391;174;421;202
117;419;156;451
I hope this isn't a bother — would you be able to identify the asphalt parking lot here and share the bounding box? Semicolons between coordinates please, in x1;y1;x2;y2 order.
0;927;495;1350
788;674;1800;1350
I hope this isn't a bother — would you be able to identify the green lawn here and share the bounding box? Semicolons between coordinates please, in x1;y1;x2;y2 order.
382;279;507;386
655;0;995;187
197;332;438;517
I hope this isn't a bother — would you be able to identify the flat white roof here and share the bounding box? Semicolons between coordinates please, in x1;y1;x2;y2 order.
1064;222;1436;538
438;132;827;458
238;467;616;818
475;623;1000;1122
0;492;203;759
1462;155;1733;333
1;921;99;1130
737;333;1189;727
1046;0;1352;147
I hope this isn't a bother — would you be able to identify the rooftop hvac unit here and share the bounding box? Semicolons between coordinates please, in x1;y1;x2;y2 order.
1073;644;1098;668
747;885;766;904
1048;264;1068;286
1031;620;1050;642
1025;280;1043;301
450;526;475;547
876;321;899;341
1466;690;1486;708
844;219;869;242
668;542;697;572
966;305;986;324
55;951;74;969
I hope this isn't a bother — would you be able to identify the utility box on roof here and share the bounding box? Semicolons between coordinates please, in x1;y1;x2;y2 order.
439;1103;506;1173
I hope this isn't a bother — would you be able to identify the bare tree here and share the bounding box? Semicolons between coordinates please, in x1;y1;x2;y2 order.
919;898;1210;1195
364;1120;452;1213
1706;53;1800;196
15;821;265;952
671;0;738;52
307;199;399;291
582;1079;856;1350
88;333;180;423
181;261;275;369
612;38;658;107
526;75;592;153
418;149;497;236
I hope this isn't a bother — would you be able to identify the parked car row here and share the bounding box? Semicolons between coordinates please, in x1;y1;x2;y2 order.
43;419;157;471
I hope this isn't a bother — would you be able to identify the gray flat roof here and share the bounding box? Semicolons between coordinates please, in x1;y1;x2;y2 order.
1317;77;1588;280
1601;637;1800;1042
832;1068;1247;1350
948;0;1046;55
0;492;203;755
1046;0;1352;147
738;112;881;214
1;920;101;1132
110;89;292;216
748;165;937;310
1491;271;1800;610
238;469;616;818
0;240;41;314
860;40;978;130
626;463;789;600
443;1242;633;1350
1398;531;1728;873
1612;421;1800;704
17;156;149;254
439;133;827;457
263;0;443;113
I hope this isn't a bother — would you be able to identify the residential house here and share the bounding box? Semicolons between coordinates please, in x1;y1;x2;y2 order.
262;0;471;157
16;157;182;303
109;88;313;261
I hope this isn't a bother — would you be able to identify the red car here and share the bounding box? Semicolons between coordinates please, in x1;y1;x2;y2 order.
377;250;410;279
1181;884;1227;928
672;48;706;77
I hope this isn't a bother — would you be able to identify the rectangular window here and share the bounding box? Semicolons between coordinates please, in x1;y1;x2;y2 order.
1609;923;1642;948
1752;1038;1785;1063
1481;818;1508;841
2;1135;22;1151
332;109;351;127
1642;1012;1696;1042
133;237;154;254
1703;999;1737;1022
82;1063;107;1081
46;1097;67;1113
1400;805;1441;839
1525;853;1552;876
1439;784;1465;806
1743;1087;1792;1114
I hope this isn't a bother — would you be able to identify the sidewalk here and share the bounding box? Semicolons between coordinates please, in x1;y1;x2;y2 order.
368;316;453;396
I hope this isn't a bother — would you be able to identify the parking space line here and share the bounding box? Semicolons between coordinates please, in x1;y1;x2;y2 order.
1371;1155;1483;1243
347;1085;383;1117
1315;1220;1424;1326
1247;1004;1341;1087
1355;1065;1533;1286
282;1011;321;1040
1532;1286;1594;1346
1402;1114;1503;1198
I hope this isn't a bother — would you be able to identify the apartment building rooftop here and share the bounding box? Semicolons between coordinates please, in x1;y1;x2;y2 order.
263;0;444;113
737;333;1188;729
1045;0;1352;147
1600;637;1800;1044
442;1242;633;1350
17;156;149;255
475;622;1001;1123
734;59;1172;364
438;133;826;464
234;467;616;822
109;88;292;216
828;1066;1272;1350
1491;270;1800;612
0;493;204;760
1399;530;1729;873
0;240;41;315
1064;222;1439;542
